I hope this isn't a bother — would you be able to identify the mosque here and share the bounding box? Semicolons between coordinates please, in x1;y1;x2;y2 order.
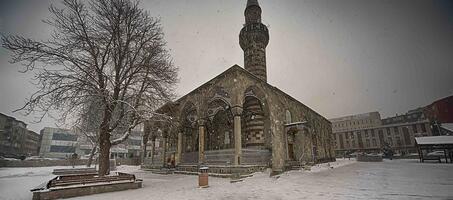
144;0;335;175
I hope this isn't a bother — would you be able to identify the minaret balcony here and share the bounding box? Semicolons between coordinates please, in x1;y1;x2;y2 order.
239;23;269;49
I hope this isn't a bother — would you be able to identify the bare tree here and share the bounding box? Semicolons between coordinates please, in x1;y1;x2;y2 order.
72;97;102;167
2;0;178;175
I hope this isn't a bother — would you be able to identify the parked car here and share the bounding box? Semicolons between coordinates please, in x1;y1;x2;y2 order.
427;151;446;157
349;152;359;157
81;154;98;160
25;156;42;160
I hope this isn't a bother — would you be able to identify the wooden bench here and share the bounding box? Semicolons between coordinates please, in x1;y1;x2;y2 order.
422;156;441;163
53;168;97;175
49;173;135;188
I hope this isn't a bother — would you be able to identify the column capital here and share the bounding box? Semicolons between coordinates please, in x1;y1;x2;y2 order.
197;119;207;126
231;105;243;116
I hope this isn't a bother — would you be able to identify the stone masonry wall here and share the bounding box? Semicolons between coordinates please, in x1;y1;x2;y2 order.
152;65;335;172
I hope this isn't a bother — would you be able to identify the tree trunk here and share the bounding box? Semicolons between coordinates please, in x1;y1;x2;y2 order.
99;127;111;175
141;143;147;165
141;133;149;165
86;143;98;167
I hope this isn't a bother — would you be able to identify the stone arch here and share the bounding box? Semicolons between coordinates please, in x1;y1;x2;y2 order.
241;85;270;148
204;87;234;151
180;101;198;153
207;108;234;150
205;86;232;108
285;110;292;124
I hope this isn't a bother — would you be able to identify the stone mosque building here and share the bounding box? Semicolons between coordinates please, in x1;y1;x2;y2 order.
144;0;335;174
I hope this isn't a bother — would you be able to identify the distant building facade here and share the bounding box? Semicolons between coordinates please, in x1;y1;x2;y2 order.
330;112;382;133
25;130;40;156
39;127;80;159
77;125;144;159
424;95;453;124
424;95;453;136
0;113;40;158
382;108;426;125
110;128;143;159
331;111;432;155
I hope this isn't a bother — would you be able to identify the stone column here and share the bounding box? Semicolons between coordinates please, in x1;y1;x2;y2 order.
198;119;206;164
176;131;183;165
162;135;167;167
232;106;243;165
271;120;285;175
150;137;155;165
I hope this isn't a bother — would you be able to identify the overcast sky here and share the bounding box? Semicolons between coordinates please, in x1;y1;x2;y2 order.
1;0;453;133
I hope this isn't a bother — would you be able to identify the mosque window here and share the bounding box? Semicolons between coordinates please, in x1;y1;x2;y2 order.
285;110;292;124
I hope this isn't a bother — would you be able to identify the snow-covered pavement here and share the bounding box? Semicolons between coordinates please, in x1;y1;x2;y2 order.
0;159;452;200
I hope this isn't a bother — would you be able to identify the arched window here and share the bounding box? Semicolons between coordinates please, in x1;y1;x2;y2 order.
285;110;292;124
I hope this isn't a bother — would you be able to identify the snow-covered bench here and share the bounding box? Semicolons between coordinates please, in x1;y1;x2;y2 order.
31;172;142;200
52;167;97;175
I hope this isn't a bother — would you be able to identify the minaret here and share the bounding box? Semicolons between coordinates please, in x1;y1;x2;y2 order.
239;0;270;82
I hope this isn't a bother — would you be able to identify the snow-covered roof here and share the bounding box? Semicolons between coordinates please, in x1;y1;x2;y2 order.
441;123;453;132
415;136;453;145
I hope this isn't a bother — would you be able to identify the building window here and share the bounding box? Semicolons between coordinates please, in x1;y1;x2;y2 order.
339;133;344;149
412;124;418;133
128;139;142;146
394;127;399;135
386;128;391;136
420;124;427;132
387;138;393;146
52;133;78;141
285;110;292;124
365;131;369;138
372;139;377;147
366;139;370;147
371;129;375;137
50;145;76;153
396;137;402;146
402;127;411;146
351;132;354;139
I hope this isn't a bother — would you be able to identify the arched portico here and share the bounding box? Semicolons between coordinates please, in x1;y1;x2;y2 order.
205;98;234;151
179;102;199;164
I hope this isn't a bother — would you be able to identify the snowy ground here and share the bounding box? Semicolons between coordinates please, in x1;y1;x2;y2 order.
1;159;452;200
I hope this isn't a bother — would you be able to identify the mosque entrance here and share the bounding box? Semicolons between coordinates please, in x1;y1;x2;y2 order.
288;143;295;160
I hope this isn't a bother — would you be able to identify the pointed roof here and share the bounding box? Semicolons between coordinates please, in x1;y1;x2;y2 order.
247;0;259;8
171;64;330;123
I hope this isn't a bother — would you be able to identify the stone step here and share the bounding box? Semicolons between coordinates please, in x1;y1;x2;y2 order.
151;168;175;175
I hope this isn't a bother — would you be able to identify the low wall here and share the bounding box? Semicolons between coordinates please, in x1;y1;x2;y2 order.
357;154;383;162
0;158;124;168
393;154;419;159
115;158;141;166
176;164;268;176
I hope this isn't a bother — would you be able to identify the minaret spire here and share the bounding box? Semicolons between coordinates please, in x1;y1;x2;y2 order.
239;0;269;81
